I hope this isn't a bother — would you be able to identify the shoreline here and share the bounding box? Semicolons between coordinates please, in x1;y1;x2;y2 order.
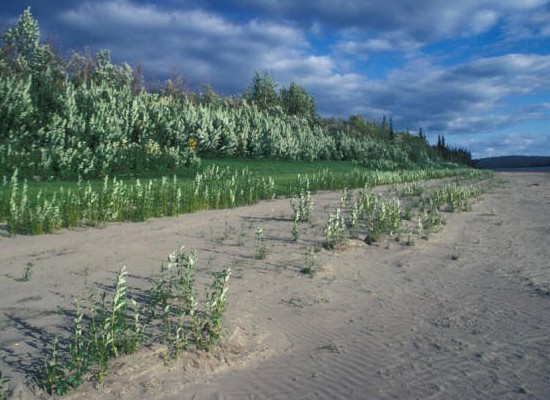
1;171;549;399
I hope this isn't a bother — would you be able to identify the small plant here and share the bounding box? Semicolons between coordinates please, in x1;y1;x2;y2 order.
300;247;317;276
0;370;11;400
290;187;313;223
324;208;347;249
255;225;267;259
66;298;86;389
203;268;231;347
282;296;304;308
405;231;415;246
451;243;460;260
42;337;66;395
148;248;199;358
291;211;301;241
340;187;352;208
364;198;401;244
40;266;141;393
15;262;33;282
348;201;359;238
399;182;424;197
422;201;446;232
402;205;414;221
415;217;424;238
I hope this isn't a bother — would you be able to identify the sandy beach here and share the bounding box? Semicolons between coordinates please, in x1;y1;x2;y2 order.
1;171;549;399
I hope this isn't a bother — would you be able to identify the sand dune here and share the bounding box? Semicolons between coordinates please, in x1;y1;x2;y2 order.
1;172;549;399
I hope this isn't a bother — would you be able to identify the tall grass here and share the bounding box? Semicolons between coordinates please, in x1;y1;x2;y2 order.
2;166;275;235
0;162;490;236
288;166;486;194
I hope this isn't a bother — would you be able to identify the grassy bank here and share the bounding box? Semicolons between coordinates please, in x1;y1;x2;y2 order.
0;159;485;236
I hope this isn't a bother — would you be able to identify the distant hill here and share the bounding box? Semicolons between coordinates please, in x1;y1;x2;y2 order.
475;156;550;169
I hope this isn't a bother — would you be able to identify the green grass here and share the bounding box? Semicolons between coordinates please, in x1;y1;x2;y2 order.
0;159;489;236
202;159;362;193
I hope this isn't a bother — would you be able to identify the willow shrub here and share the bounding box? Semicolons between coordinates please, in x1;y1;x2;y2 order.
0;69;450;181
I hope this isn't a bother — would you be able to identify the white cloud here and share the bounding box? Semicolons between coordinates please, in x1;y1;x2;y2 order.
60;0;310;91
234;0;550;56
460;130;550;158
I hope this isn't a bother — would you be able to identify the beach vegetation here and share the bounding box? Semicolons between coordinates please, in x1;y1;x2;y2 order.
39;247;230;395
0;370;10;400
300;246;317;276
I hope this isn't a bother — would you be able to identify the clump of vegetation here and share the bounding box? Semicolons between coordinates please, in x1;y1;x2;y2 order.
41;266;141;394
324;208;347;249
300;247;318;276
255;225;268;259
368;198;402;244
290;185;313;223
15;262;33;282
319;171;491;246
0;370;11;400
38;247;231;396
148;248;231;355
291;211;301;241
289;180;314;241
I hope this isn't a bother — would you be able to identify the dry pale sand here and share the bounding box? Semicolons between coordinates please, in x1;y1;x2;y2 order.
1;171;549;399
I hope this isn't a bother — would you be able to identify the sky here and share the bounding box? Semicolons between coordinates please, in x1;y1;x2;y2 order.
1;1;550;159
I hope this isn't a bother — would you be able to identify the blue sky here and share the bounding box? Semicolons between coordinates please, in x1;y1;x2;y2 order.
1;0;549;158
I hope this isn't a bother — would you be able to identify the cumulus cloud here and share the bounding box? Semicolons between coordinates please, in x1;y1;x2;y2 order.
459;130;550;158
352;54;550;135
59;0;310;92
223;0;550;69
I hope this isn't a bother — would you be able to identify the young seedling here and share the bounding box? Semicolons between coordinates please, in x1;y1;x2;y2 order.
340;187;352;209
290;188;313;223
300;247;317;276
0;370;11;400
324;209;347;249
348;202;359;238
405;231;415;246
15;262;33;282
255;226;267;259
451;243;460;260
292;211;301;241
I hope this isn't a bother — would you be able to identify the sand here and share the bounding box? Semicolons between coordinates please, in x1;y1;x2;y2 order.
1;171;549;399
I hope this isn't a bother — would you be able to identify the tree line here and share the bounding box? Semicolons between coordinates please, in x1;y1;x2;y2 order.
0;8;471;179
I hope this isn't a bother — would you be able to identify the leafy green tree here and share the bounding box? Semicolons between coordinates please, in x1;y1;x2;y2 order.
2;7;41;72
279;81;316;121
94;50;133;89
245;71;279;111
345;115;379;138
67;49;133;89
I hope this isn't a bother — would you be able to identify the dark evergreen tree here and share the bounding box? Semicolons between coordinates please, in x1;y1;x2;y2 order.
418;127;427;143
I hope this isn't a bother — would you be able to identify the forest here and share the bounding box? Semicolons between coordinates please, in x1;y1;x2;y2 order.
0;8;472;181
